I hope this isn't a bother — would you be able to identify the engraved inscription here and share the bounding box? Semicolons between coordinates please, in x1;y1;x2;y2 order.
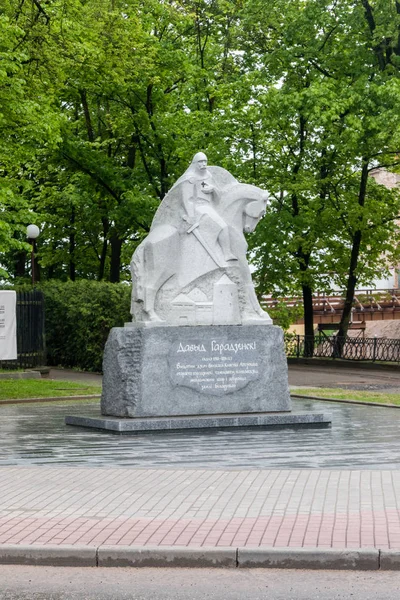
169;337;260;395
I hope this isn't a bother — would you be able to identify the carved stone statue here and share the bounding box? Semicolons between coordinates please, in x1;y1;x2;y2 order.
130;153;272;326
65;155;333;431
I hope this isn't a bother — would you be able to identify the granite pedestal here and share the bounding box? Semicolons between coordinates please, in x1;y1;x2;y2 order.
66;324;331;433
102;324;290;418
65;411;331;433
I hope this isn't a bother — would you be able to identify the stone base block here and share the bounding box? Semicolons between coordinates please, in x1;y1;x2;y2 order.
65;411;331;433
101;324;291;418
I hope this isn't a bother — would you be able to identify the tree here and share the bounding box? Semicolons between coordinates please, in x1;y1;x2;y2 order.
335;0;400;341
0;3;61;278
2;0;243;282
2;0;400;325
236;0;400;349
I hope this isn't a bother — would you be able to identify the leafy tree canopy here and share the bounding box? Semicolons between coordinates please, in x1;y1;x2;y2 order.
0;0;399;341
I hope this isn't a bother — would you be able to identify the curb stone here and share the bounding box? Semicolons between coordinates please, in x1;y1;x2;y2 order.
0;394;101;405
0;545;392;569
291;393;400;409
380;550;400;570
98;546;237;568
237;548;379;570
0;371;41;380
0;544;97;567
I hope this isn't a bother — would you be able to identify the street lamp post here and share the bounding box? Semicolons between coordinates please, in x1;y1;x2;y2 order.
26;225;40;286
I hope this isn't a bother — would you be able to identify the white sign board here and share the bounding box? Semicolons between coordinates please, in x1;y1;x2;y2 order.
0;291;17;360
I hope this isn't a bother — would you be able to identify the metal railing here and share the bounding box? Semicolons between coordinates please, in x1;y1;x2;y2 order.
264;289;400;311
0;290;46;370
285;334;400;362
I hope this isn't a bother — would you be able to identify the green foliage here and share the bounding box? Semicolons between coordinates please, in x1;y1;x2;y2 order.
238;0;400;337
1;0;400;342
266;301;303;331
0;2;63;272
39;280;131;371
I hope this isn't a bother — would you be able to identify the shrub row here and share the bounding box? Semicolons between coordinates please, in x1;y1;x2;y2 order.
40;280;131;372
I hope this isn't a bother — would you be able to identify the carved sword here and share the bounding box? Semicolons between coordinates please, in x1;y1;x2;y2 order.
186;222;224;268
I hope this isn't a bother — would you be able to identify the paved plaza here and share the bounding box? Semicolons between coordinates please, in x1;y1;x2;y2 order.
0;467;400;551
1;364;400;567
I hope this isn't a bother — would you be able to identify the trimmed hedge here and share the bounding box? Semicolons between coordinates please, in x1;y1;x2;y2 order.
41;280;131;372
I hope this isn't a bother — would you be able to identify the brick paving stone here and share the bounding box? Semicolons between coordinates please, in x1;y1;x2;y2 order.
1;467;400;551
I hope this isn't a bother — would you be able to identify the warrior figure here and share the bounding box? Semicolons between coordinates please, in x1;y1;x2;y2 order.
176;152;237;263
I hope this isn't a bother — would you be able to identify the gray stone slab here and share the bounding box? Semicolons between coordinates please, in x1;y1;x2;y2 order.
237;548;379;570
65;411;331;433
380;550;400;570
0;544;97;567
101;324;291;418
98;545;237;568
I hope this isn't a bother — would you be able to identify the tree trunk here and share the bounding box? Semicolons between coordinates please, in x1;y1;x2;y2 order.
296;242;314;357
109;232;122;283
98;217;109;281
302;282;314;357
334;231;361;359
160;156;168;198
79;89;95;142
336;160;369;355
337;231;362;340
69;206;76;281
291;112;312;354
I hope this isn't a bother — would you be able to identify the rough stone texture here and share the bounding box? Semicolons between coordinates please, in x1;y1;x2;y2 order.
380;550;400;570
237;548;379;570
0;544;97;567
101;324;291;418
98;546;237;568
0;544;379;570
66;411;331;433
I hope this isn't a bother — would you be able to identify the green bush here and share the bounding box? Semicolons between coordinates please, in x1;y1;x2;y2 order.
40;280;131;372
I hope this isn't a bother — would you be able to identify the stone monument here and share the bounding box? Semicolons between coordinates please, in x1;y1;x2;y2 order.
129;152;272;327
66;154;330;432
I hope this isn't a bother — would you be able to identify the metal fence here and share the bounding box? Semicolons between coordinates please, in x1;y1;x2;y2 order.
0;290;46;370
285;334;400;363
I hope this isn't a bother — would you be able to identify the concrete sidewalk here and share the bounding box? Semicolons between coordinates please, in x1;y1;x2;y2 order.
1;467;400;569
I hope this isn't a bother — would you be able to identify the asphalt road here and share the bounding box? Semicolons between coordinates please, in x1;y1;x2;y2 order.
288;364;400;393
1;566;400;600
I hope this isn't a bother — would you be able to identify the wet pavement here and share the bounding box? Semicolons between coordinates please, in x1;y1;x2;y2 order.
2;365;400;557
48;368;102;385
1;397;400;469
288;364;400;393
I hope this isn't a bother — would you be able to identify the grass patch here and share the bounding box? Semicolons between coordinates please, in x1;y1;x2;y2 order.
291;387;400;405
0;379;101;401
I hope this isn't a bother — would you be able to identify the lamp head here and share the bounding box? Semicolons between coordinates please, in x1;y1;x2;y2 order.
26;224;40;239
